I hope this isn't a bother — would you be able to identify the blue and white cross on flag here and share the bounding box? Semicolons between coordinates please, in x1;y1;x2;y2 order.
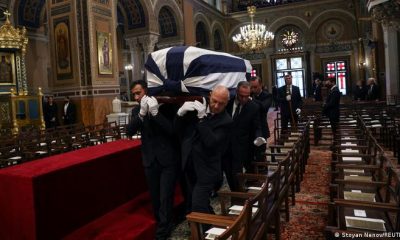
145;46;252;96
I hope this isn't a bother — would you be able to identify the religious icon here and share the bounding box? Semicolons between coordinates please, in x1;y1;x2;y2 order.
0;52;16;85
54;18;73;80
97;31;112;75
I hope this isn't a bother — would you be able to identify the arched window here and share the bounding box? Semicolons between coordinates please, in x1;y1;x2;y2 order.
119;0;146;29
196;22;209;48
158;7;177;38
214;30;223;50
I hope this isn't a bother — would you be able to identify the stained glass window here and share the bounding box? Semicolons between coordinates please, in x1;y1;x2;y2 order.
251;69;257;77
325;61;348;95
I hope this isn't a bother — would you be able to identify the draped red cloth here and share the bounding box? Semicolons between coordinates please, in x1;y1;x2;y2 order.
0;139;182;240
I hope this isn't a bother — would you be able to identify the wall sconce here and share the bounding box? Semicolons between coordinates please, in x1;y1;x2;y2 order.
124;64;133;71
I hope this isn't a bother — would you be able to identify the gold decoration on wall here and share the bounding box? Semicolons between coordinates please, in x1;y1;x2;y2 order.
0;10;29;54
0;10;29;95
281;30;299;48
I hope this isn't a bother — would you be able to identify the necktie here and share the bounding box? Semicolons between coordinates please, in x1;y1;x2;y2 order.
286;85;291;95
233;104;241;119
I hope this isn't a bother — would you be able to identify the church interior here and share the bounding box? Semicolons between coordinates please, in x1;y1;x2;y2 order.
0;0;400;239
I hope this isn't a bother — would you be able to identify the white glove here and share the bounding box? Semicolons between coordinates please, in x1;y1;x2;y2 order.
139;95;149;117
286;95;291;101
147;97;159;116
177;101;196;116
193;97;207;119
296;108;301;115
254;137;267;147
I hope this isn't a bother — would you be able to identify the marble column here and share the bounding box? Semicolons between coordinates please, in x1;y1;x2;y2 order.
368;0;400;101
382;25;399;96
139;33;159;63
126;38;144;81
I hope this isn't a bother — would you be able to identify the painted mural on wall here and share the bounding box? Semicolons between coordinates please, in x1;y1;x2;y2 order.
54;18;73;80
0;52;16;85
97;31;112;75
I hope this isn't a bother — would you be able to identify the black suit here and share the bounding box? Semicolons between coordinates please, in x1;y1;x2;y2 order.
63;102;76;125
354;86;367;101
253;90;271;138
223;99;262;191
127;104;179;239
314;84;323;101
366;84;379;101
44;103;58;128
251;91;271;162
277;85;303;131
323;86;341;134
175;110;232;214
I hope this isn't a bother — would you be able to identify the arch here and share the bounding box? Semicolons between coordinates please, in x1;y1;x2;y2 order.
158;6;177;38
309;9;356;29
193;12;212;48
118;0;147;30
213;29;223;51
268;16;310;33
17;0;46;29
154;0;183;41
193;12;212;37
153;0;183;23
274;24;305;51
196;21;209;48
309;9;356;44
211;21;225;51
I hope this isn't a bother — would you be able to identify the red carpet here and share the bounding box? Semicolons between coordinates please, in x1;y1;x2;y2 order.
280;148;331;240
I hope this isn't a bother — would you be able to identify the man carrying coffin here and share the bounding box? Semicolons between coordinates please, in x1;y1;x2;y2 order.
224;81;264;191
127;80;179;240
249;76;272;162
175;85;232;214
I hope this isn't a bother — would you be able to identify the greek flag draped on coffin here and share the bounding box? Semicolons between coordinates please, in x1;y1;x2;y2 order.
145;46;252;96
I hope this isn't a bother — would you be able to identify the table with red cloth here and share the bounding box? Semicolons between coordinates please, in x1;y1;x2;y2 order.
0;139;177;240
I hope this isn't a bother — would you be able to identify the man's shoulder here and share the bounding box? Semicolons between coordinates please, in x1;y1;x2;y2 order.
213;111;233;126
259;90;271;99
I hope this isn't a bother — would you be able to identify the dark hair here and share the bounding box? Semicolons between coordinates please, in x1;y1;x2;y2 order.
284;73;292;77
327;78;336;84
237;80;250;89
130;80;148;90
249;76;262;84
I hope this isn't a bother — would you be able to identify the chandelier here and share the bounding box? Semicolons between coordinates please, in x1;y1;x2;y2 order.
232;6;274;51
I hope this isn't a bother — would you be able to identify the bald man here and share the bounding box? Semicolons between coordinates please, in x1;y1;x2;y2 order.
175;85;232;215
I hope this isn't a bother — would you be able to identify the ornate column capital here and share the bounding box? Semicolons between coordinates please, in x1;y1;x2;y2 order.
368;0;400;28
138;33;159;54
125;37;142;52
